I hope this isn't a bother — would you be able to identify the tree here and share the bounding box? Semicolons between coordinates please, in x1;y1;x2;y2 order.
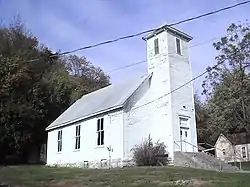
194;94;211;143
0;20;110;162
202;21;250;141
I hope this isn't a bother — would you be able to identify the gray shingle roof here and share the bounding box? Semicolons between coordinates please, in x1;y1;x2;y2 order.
46;74;152;131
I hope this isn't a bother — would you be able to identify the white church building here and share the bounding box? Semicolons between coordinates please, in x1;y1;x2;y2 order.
45;25;198;168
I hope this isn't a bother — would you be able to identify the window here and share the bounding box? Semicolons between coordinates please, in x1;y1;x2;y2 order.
242;147;246;158
75;125;81;150
180;117;189;127
57;130;62;152
185;131;188;137
222;149;226;156
154;38;159;55
84;161;89;168
97;118;104;146
176;38;181;55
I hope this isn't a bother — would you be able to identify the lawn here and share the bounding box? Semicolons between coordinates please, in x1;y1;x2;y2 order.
0;165;250;187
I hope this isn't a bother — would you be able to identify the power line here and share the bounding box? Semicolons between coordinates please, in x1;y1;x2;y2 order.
50;1;250;54
105;60;147;73
105;36;222;74
24;1;250;64
131;49;241;111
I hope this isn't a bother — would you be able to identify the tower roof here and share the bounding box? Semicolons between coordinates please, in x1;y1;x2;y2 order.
143;24;193;41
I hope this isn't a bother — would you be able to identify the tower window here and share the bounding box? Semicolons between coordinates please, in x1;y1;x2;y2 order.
154;38;159;55
176;38;181;55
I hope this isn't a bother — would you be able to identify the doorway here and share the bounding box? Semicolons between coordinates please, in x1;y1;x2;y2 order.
180;127;190;152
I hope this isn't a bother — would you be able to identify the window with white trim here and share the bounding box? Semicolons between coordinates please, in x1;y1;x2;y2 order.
176;38;181;55
97;118;104;146
242;147;246;158
75;125;81;150
57;130;62;152
154;38;159;55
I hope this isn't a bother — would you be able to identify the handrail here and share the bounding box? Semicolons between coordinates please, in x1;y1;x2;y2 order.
174;140;199;149
175;140;245;170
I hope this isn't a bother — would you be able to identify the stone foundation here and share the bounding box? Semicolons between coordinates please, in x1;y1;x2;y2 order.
47;159;136;169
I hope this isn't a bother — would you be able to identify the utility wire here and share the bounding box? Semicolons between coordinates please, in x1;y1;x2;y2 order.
131;49;241;111
54;1;250;54
105;36;222;73
24;1;250;63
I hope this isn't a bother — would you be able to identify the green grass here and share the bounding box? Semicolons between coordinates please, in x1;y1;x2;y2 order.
0;165;250;187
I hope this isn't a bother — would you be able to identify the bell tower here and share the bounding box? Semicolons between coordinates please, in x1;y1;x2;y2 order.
143;25;197;156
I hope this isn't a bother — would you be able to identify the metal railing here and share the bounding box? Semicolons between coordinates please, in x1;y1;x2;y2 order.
174;140;199;153
174;140;246;170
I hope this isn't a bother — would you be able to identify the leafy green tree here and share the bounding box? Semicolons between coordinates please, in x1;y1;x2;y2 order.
0;20;110;162
202;22;250;141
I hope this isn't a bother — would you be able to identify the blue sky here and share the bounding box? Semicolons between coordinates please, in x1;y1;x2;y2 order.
0;0;249;94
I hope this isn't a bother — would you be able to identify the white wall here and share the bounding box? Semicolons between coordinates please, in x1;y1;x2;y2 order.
215;135;250;163
46;110;124;167
123;31;174;161
215;135;234;162
235;144;250;162
167;32;197;152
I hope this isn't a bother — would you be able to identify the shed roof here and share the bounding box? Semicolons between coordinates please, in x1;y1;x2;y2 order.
46;73;152;131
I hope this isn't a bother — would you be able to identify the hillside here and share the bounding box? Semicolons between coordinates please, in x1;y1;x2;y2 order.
0;165;250;187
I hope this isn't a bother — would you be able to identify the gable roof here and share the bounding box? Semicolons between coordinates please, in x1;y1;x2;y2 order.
142;24;193;41
215;133;233;147
46;73;152;131
216;132;250;146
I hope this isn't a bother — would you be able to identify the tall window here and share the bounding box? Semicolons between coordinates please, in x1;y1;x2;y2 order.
176;38;181;55
97;118;104;146
75;125;81;150
242;147;246;158
154;38;159;55
57;130;62;152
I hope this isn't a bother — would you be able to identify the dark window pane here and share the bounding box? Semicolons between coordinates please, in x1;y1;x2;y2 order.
180;130;182;136
97;132;100;146
154;38;159;55
101;118;104;130
58;131;60;140
185;131;187;137
78;137;80;149
78;125;81;136
176;38;181;54
101;131;104;145
75;138;78;149
58;141;62;152
97;119;100;131
76;126;78;136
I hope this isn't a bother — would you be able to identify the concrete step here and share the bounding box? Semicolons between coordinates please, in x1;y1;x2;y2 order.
174;151;238;172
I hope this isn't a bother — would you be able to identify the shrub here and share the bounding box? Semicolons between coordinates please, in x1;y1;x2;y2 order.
131;135;169;166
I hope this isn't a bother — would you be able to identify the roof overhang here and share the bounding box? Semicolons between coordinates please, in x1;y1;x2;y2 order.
45;105;123;131
142;24;193;41
215;133;233;147
45;73;153;132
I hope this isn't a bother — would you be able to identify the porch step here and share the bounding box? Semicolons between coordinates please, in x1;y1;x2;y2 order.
174;151;239;172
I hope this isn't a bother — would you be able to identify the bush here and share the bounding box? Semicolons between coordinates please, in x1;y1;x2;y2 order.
131;135;169;166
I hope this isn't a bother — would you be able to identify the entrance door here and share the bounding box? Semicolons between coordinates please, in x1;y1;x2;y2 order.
180;127;190;152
